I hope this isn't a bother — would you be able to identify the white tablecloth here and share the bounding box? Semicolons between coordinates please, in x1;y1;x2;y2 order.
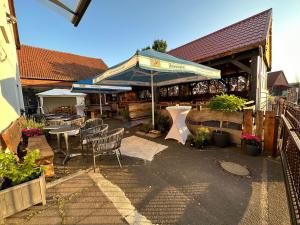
165;106;191;144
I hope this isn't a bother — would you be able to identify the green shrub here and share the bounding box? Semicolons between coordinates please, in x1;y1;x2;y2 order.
22;119;45;129
155;113;171;133
208;94;246;112
194;127;211;148
0;149;44;187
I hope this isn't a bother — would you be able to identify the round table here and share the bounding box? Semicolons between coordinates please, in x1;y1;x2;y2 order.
165;106;192;144
49;125;81;165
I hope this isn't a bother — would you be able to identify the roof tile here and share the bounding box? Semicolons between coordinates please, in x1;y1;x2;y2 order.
169;9;272;62
18;45;107;81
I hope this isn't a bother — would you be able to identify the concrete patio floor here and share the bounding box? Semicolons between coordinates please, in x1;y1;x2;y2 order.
5;119;290;225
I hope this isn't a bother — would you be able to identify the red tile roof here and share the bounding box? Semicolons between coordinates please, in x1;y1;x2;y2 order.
267;71;289;88
169;9;272;63
18;45;107;81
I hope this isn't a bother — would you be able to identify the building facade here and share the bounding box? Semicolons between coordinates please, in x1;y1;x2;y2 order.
0;0;24;132
17;45;107;114
168;9;273;110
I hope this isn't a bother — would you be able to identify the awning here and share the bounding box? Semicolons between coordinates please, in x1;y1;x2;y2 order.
37;88;86;97
71;78;132;94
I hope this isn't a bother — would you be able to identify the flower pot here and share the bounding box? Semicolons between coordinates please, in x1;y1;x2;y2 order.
0;173;46;220
213;131;230;147
245;144;261;156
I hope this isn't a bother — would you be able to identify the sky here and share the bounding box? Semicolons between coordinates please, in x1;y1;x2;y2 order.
15;0;300;83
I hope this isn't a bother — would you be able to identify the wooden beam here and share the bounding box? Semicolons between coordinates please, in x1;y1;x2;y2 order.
204;49;259;67
72;0;91;27
21;79;73;88
249;56;258;104
230;59;251;74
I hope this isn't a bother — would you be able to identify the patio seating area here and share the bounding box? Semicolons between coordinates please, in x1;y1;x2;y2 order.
1;3;298;224
4;118;291;225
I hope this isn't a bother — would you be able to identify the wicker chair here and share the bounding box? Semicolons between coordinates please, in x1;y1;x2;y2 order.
87;128;124;171
80;124;108;152
83;118;103;129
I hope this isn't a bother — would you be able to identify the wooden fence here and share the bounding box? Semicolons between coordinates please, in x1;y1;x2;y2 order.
243;109;277;156
161;107;277;154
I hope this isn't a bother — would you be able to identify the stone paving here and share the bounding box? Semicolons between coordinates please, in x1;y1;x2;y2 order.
5;172;127;225
4;119;291;225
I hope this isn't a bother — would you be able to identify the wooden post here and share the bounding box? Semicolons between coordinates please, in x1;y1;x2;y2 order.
264;111;276;155
249;55;258;109
243;109;253;134
272;115;281;157
255;110;264;139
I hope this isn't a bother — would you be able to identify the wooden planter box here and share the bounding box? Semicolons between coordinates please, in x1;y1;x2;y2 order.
0;173;46;220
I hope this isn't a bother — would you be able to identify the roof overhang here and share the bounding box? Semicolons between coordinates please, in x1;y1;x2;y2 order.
48;0;91;26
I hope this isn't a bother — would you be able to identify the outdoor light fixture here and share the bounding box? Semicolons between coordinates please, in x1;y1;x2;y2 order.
6;13;17;24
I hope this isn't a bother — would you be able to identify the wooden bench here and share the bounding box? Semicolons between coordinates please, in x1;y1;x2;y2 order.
27;136;54;177
0;117;54;177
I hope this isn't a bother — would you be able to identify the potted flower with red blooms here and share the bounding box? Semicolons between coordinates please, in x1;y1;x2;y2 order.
21;119;45;146
241;134;262;156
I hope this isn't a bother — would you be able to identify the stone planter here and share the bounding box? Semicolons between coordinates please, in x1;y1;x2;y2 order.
0;173;46;221
213;130;230;147
245;144;261;156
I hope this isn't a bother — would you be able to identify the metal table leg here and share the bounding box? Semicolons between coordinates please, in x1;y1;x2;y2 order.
62;132;82;165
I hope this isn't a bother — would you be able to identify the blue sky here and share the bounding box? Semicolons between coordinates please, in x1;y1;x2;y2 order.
15;0;300;82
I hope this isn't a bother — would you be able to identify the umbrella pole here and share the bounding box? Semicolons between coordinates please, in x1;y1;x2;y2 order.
99;91;102;116
151;72;155;129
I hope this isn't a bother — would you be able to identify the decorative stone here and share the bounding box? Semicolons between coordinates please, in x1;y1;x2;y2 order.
219;161;249;176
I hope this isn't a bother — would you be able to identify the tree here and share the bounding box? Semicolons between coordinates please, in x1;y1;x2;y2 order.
152;39;167;53
141;46;151;51
141;39;168;53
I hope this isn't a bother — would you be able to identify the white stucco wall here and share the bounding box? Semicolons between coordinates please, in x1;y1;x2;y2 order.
0;0;24;133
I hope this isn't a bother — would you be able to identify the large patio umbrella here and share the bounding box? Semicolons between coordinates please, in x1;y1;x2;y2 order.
93;49;221;127
71;78;132;115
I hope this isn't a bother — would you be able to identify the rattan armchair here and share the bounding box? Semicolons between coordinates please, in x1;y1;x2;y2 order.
83;118;103;129
80;124;108;152
87;128;124;171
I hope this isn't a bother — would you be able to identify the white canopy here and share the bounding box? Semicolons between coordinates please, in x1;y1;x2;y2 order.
37;89;86;97
36;89;86;115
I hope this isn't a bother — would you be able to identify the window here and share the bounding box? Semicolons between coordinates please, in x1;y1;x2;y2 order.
168;85;179;97
192;81;208;95
159;87;168;97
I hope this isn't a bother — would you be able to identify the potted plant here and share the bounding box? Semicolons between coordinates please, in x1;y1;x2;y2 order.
0;149;46;220
241;134;262;156
193;127;211;149
21;119;44;146
208;94;246;147
155;113;171;133
212;130;230;147
186;134;195;147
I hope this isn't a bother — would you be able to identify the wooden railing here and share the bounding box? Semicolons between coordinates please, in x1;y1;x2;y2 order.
279;102;300;225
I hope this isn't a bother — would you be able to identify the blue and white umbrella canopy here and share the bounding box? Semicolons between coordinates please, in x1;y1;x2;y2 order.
93;49;220;86
93;49;221;127
71;78;132;94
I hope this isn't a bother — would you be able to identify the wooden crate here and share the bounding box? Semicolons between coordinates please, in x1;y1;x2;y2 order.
0;173;46;220
127;102;152;120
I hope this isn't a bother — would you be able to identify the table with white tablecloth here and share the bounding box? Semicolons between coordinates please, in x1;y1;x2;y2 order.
165;106;192;144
